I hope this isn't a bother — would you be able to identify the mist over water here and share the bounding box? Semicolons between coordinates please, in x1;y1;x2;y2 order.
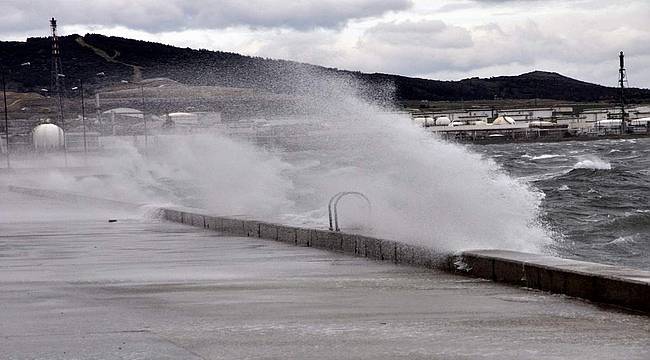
4;70;552;254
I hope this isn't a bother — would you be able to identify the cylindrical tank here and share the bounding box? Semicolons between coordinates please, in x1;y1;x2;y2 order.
412;116;434;127
529;120;555;128
435;116;451;126
168;112;200;127
33;123;64;150
631;117;650;126
492;116;516;125
594;119;622;128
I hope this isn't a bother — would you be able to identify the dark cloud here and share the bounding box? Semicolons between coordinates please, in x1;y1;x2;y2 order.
0;0;413;33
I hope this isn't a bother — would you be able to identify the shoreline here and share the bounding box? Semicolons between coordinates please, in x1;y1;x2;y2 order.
442;132;650;145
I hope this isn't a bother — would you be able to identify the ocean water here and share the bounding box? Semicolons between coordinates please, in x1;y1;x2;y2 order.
473;138;650;270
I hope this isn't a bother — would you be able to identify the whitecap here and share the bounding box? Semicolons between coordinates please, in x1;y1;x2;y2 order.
532;154;562;160
518;169;569;183
573;156;611;170
606;236;636;245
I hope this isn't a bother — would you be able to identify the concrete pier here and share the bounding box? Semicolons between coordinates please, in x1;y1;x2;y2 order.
459;250;650;313
2;217;650;359
3;186;650;358
5;186;650;312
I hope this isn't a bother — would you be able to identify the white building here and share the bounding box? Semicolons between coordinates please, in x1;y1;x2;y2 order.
498;108;554;122
581;109;609;123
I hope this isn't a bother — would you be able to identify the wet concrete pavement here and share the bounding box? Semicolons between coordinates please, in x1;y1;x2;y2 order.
1;193;649;359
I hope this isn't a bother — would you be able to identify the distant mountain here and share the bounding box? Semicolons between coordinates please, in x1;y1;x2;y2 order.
1;33;649;103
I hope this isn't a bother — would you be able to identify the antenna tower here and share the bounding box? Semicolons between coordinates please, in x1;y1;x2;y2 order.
618;51;628;133
50;18;66;122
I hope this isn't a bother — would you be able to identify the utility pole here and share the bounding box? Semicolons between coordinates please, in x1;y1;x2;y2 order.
619;51;627;134
95;72;105;131
50;18;67;166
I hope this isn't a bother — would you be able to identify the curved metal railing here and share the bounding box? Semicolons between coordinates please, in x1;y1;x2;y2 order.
328;191;371;231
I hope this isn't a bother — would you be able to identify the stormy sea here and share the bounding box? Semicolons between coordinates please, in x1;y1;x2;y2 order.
474;137;650;270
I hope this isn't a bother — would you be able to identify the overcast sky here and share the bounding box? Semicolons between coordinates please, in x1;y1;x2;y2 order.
2;0;649;88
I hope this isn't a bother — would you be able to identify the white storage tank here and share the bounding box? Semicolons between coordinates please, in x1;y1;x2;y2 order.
630;117;649;133
102;107;143;119
448;120;465;127
412;116;434;127
492;116;516;125
168;112;200;127
595;119;622;128
631;117;650;126
529;120;555;128
435;116;451;126
33;123;64;150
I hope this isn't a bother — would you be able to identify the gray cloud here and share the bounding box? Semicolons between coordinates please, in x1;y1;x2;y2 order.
340;9;650;87
363;20;473;49
0;0;413;33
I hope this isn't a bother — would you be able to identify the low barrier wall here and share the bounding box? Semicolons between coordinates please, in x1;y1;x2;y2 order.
161;206;650;314
458;250;650;313
7;185;649;314
161;207;449;269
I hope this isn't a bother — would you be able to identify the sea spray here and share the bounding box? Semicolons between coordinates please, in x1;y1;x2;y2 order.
9;69;552;254
277;109;550;253
573;156;612;170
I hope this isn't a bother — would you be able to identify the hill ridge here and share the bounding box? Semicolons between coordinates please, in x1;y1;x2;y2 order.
1;33;648;103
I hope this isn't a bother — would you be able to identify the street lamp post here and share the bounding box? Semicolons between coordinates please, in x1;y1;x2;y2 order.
2;64;9;168
56;73;68;167
72;79;88;158
89;72;106;132
141;85;148;154
80;79;87;157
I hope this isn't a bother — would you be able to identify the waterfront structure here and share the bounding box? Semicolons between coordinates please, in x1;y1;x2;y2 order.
32;123;64;150
619;51;628;133
409;104;650;143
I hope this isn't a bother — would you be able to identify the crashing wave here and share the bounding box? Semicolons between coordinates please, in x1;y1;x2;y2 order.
573;157;611;170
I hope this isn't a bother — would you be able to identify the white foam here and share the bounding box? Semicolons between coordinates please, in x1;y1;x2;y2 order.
573;156;611;170
606;236;635;245
532;154;562;160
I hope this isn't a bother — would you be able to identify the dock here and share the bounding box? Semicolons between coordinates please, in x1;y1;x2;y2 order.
2;187;649;359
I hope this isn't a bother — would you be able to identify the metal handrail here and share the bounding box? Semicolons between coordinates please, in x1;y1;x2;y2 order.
327;192;343;230
328;191;371;231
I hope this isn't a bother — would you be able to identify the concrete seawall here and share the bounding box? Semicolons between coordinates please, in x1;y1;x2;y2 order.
458;250;650;313
161;206;650;314
161;207;448;269
6;185;649;314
